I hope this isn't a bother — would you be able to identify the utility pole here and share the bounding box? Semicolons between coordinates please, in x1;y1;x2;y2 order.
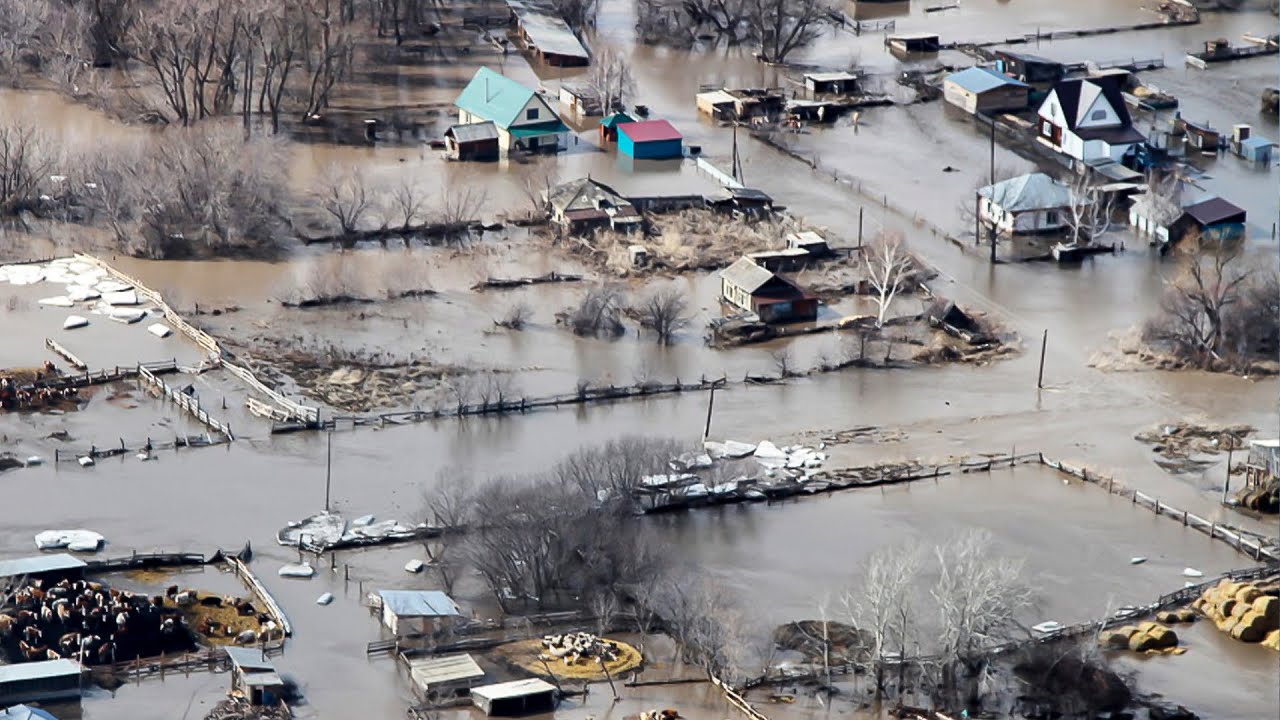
1222;447;1234;504
989;120;996;186
858;207;865;249
1037;329;1048;388
324;430;333;513
702;384;717;440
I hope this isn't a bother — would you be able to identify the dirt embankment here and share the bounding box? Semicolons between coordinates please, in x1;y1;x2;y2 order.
1134;421;1253;474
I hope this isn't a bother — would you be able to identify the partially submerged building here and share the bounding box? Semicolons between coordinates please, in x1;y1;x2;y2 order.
720;257;818;324
977;173;1076;235
559;83;620;116
943;67;1030;114
886;32;940;55
224;647;286;707
695;87;786;121
405;653;486;702
377;590;464;637
506;0;589;67
455;68;569;155
707;187;774;217
617;120;683;159
993;50;1065;92
0;554;86;581
546;177;643;234
444;121;500;162
0;660;82;706
1168;197;1247;245
599;111;635;142
1037;75;1146;163
470;678;558;716
804;71;860;96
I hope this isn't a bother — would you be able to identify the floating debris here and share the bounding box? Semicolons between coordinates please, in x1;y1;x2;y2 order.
405;559;425;574
1183;567;1204;578
147;323;172;338
63;315;89;329
1130;557;1148;565
77;455;95;467
278;563;315;578
38;296;74;307
25;456;44;466
35;528;105;552
316;592;334;605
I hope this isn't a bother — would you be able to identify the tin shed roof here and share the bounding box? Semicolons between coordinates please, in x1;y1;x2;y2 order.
1182;197;1246;226
0;705;58;720
721;257;777;293
978;173;1074;212
0;554;87;578
471;678;557;701
447;121;499;144
224;647;276;673
456;68;538;129
507;0;590;60
618;120;682;143
0;659;82;684
946;67;1028;94
408;653;485;688
378;590;462;618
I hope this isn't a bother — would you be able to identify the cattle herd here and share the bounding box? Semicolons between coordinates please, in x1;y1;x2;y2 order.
0;362;80;412
537;631;624;665
0;577;195;665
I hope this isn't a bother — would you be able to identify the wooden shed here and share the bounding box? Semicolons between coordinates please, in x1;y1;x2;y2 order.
225;647;285;707
720;257;818;324
804;71;859;96
377;590;464;637
445;121;500;161
0;660;83;706
406;653;485;701
943;67;1029;114
470;678;558;716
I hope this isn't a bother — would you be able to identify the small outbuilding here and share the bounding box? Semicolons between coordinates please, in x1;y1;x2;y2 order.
1169;196;1247;245
224;647;285;707
599;112;635;142
993;51;1065;90
0;554;86;580
470;678;558;716
944;67;1030;114
787;230;830;256
720;257;818;324
406;653;485;701
506;0;590;66
886;32;940;55
444;122;500;162
377;590;464;637
617;120;683;159
1239;136;1276;164
977;173;1076;235
0;660;82;706
804;71;859;96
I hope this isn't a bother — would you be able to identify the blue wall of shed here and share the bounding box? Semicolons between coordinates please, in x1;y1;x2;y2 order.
619;136;683;159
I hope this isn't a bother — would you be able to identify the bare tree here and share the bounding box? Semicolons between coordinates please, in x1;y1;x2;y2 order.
1131;171;1182;236
843;542;924;700
516;163;559;220
1065;174;1116;245
436;183;485;234
315;164;372;239
390;177;429;231
636;287;690;344
497;301;533;330
1143;239;1251;367
863;231;913;328
0;123;53;214
549;0;600;31
770;346;793;377
637;0;750;46
585;45;635;115
743;0;834;63
570;286;625;337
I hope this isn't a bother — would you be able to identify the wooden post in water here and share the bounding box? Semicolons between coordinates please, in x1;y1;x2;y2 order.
702;385;717;441
859;207;865;249
1222;448;1233;504
1037;329;1048;388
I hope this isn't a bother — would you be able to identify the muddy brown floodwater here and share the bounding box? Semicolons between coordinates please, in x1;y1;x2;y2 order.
1;0;1278;718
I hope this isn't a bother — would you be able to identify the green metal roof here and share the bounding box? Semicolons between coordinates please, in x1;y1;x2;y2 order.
600;112;636;128
456;67;538;129
508;120;569;138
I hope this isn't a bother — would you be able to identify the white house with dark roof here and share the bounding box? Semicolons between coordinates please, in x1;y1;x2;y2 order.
1036;74;1146;163
978;173;1076;235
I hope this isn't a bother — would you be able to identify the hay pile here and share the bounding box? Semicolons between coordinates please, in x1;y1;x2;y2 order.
1192;579;1280;649
598;210;788;274
492;634;642;681
1097;621;1183;653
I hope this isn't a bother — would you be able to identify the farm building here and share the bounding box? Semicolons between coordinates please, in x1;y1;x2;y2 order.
617;120;683;159
787;230;830;256
0;554;85;580
1037;75;1146;163
1176;117;1221;151
225;647;285;707
1239;136;1276;164
886;33;940;55
406;653;485;701
0;660;82;706
455;68;569;155
599;111;635;142
444;122;500;161
943;67;1029;114
804;71;859;96
506;0;589;66
1167;197;1247;246
377;590;464;637
470;679;558;716
720;257;818;324
546;177;643;234
993;51;1065;91
695;87;785;120
977;173;1076;236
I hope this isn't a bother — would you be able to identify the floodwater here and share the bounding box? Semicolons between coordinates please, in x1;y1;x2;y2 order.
1;0;1278;717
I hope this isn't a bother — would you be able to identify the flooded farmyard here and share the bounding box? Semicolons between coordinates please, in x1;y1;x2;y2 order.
0;0;1277;719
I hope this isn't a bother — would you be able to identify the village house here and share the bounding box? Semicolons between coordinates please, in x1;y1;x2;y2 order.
455;68;569;155
377;590;465;637
444;121;500;162
224;647;286;707
1167;197;1248;247
546;177;642;234
506;0;589;67
720;257;819;324
1037;74;1146;163
943;67;1030;115
978;173;1076;235
559;82;620;116
617;120;683;159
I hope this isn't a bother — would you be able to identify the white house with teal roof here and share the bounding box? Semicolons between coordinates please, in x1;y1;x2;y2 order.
456;67;569;155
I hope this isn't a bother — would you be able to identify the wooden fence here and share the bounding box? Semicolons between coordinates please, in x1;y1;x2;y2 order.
225;557;292;638
711;674;771;720
137;363;234;439
45;338;87;370
85;551;208;573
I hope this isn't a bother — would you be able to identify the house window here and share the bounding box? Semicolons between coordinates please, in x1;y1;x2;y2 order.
1045;210;1058;224
1041;121;1052;138
1090;109;1106;121
526;108;539;120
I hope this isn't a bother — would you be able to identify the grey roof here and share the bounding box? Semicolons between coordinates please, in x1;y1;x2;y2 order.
978;173;1074;212
1241;136;1276;150
805;71;859;83
507;0;589;60
946;67;1029;94
241;672;284;687
0;554;86;578
378;590;461;618
721;257;777;293
447;121;499;144
408;653;485;689
1;705;58;720
0;660;82;685
471;678;557;701
224;647;276;673
547;178;632;213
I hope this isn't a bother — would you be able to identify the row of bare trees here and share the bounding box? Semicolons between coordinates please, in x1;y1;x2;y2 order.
566;284;692;344
636;0;836;63
310;165;487;245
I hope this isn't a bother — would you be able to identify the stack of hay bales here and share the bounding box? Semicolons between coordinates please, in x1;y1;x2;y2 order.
1191;579;1280;650
1097;622;1180;652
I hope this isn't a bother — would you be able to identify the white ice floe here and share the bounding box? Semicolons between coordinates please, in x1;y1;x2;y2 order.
351;514;375;527
146;323;172;338
278;563;315;578
62;315;89;330
103;290;139;306
77;456;95;467
106;308;146;324
1130;557;1147;565
1032;621;1064;635
670;451;713;472
1182;567;1204;578
66;286;100;302
96;280;133;294
35;529;105;552
404;559;425;574
316;592;334;605
25;456;44;466
39;296;75;307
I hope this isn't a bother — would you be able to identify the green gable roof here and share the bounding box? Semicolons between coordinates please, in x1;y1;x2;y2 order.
456;67;538;129
600;112;636;129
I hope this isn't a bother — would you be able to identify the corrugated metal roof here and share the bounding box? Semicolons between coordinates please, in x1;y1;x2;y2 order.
408;653;485;689
224;647;276;673
0;659;82;684
456;68;538;129
507;0;590;60
447;121;499;144
1183;196;1246;226
618;120;682;143
721;257;777;294
946;67;1029;94
241;672;284;687
600;112;635;129
805;71;859;83
978;173;1074;212
0;554;87;578
0;705;58;720
1241;136;1276;150
471;678;557;701
378;590;461;618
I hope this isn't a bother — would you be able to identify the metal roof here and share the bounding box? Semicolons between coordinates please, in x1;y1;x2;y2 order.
378;590;461;618
618;120;682;143
471;678;557;701
0;660;82;685
507;0;590;60
508;120;570;138
241;672;284;687
697;90;737;106
0;554;86;578
1182;196;1246;226
946;67;1029;94
407;653;485;689
978;173;1074;212
1;705;58;720
804;71;858;83
600;112;636;128
1241;136;1276;150
224;647;276;673
721;257;777;293
447;121;499;144
456;68;539;129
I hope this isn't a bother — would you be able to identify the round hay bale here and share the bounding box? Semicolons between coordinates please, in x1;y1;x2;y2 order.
1218;616;1239;634
1174;608;1198;624
1220;581;1240;597
1114;625;1139;638
1230;621;1264;643
1231;600;1251;619
1218;599;1238;618
1128;632;1159;652
1251;595;1279;624
1146;625;1178;648
1138;621;1160;633
1235;586;1262;605
1155;610;1178;624
1098;630;1131;650
1263;630;1280;651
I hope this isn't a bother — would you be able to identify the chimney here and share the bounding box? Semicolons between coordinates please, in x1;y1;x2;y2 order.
485;76;492;103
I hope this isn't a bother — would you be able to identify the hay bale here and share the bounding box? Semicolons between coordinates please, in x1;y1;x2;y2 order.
1146;625;1178;648
1231;600;1251;619
1098;630;1132;650
1235;586;1262;605
1220;581;1240;597
1155;610;1178;624
1218;599;1238;618
1230;618;1265;643
1174;608;1198;624
1128;632;1159;652
1218;616;1239;634
1263;630;1280;651
1252;595;1279;624
1138;621;1160;633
